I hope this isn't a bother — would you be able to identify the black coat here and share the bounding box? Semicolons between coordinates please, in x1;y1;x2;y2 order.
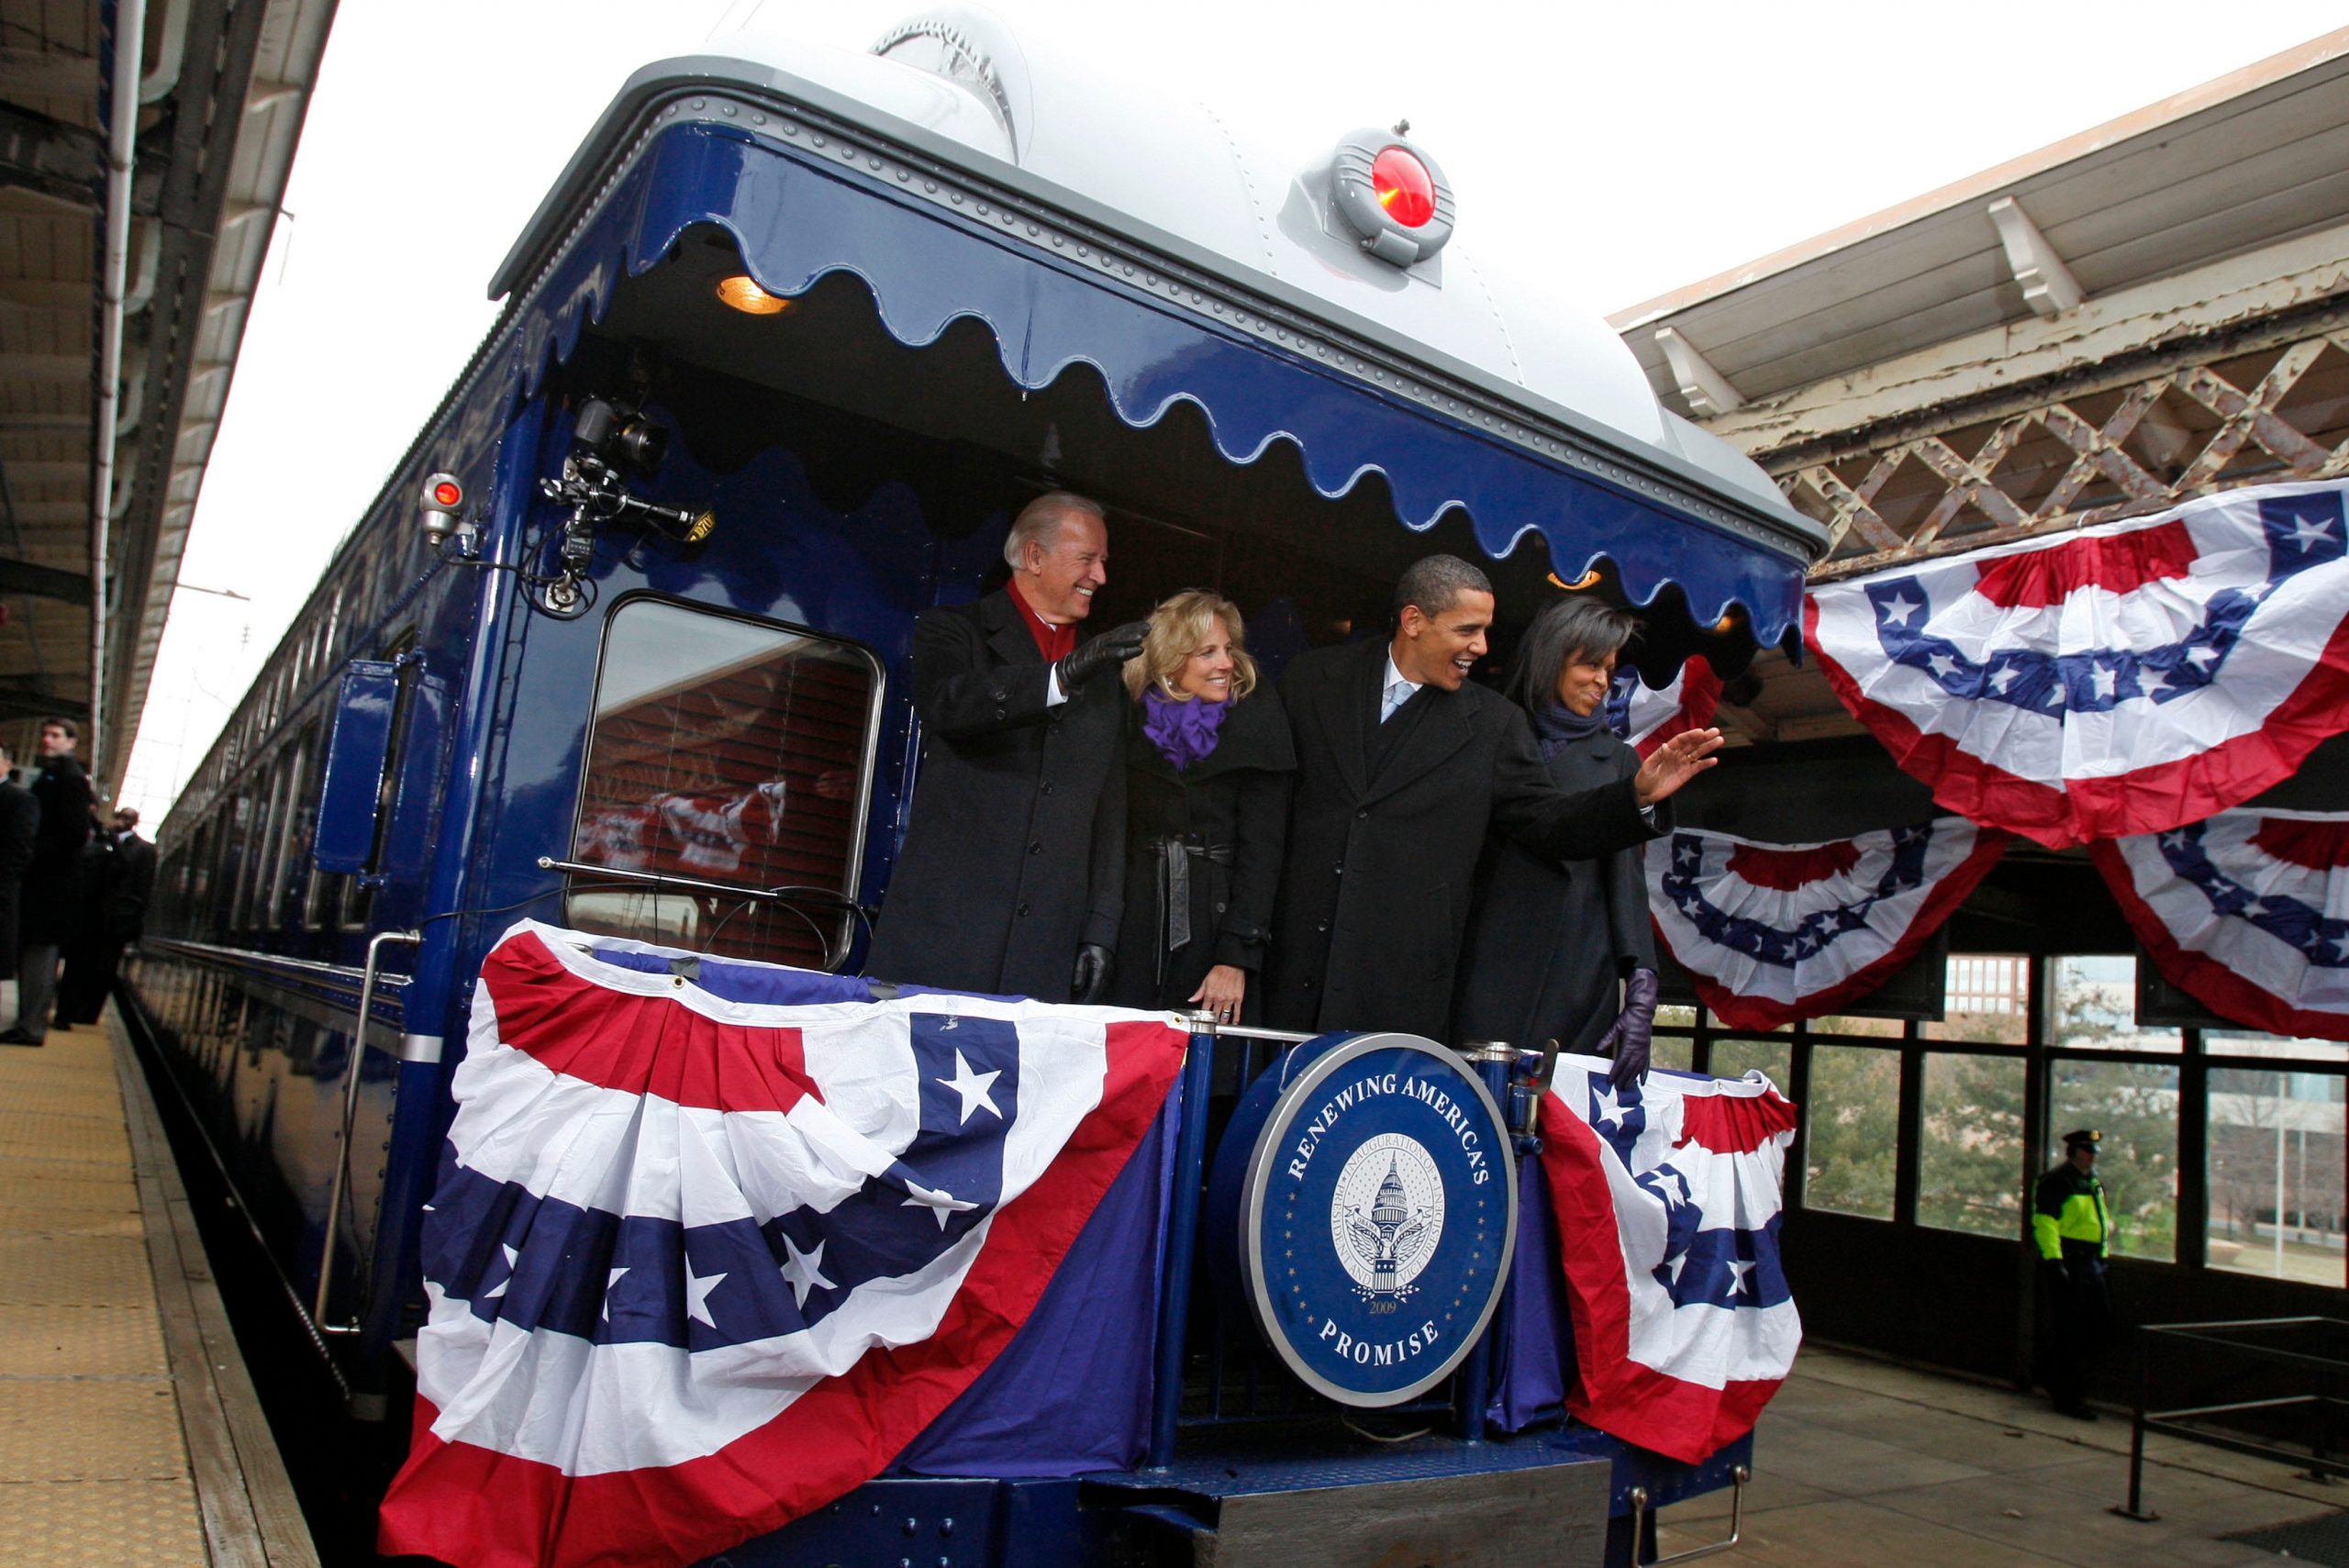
21;753;90;947
105;831;157;940
867;588;1127;999
1453;728;1659;1053
1264;639;1664;1042
1105;687;1295;1014
0;778;36;977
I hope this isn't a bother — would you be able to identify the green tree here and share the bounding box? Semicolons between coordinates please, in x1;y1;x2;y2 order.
1806;1045;1900;1218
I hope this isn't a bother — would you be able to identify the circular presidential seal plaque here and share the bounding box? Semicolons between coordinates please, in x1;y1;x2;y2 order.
1231;1032;1516;1407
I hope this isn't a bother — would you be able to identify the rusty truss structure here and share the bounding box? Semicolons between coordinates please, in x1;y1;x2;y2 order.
1775;307;2349;580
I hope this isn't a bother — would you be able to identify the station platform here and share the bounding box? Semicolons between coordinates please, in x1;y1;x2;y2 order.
0;999;315;1567
1657;1345;2343;1568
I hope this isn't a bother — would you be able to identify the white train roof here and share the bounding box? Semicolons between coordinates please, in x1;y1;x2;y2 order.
492;7;1817;549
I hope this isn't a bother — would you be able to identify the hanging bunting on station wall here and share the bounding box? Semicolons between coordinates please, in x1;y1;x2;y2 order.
1805;481;2349;849
1609;655;1722;760
2089;808;2349;1043
1647;818;2011;1030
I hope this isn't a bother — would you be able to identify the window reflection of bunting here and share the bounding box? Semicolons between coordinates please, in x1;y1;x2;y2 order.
1804;481;2349;849
2089;808;2349;1043
1647;820;2011;1030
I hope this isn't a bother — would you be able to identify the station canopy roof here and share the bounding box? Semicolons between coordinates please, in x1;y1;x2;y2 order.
1610;28;2349;418
0;0;333;792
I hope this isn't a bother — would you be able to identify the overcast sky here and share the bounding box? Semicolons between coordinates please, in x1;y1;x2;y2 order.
114;0;2348;823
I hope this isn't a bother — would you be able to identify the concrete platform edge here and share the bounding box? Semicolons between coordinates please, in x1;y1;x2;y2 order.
107;1005;320;1568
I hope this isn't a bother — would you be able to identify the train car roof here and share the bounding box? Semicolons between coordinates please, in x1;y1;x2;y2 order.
490;8;1822;575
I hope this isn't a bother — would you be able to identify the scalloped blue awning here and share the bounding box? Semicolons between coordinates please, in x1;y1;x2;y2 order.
485;121;1810;645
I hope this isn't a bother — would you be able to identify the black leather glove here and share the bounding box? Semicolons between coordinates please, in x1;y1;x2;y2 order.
1054;621;1149;691
1599;967;1659;1089
2040;1256;2070;1285
1071;942;1113;1003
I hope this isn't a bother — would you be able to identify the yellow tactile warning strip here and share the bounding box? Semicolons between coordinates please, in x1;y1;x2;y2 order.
0;1479;208;1564
0;1006;318;1566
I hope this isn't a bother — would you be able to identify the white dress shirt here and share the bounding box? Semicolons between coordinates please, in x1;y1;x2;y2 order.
1378;653;1420;723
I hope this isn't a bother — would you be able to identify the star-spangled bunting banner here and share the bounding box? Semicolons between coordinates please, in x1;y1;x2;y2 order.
1804;480;2349;849
1537;1058;1802;1464
1608;655;1723;760
1648;819;2011;1030
375;922;1187;1568
2089;808;2349;1043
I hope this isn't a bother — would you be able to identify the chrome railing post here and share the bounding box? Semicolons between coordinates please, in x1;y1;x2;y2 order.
315;928;420;1331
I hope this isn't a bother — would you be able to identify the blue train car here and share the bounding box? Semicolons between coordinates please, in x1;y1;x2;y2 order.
124;11;1823;1563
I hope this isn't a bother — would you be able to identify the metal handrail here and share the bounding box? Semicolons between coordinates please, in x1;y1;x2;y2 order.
2117;1316;2349;1521
1628;1464;1750;1567
314;928;420;1332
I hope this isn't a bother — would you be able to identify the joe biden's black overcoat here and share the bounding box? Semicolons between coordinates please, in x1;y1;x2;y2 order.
1264;639;1664;1042
867;587;1126;999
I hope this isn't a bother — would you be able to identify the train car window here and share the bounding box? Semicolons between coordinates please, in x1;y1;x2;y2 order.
239;750;294;930
306;862;340;931
270;730;317;929
566;598;879;970
214;794;252;943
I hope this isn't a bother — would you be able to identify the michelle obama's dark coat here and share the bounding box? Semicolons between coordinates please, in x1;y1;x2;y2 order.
1453;728;1659;1054
1263;639;1665;1043
866;588;1127;999
1105;685;1295;1015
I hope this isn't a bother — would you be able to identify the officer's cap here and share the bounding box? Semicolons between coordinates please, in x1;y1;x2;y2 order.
2062;1129;2101;1149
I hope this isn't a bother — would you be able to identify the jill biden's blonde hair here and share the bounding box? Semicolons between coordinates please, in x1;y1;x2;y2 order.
1124;590;1259;704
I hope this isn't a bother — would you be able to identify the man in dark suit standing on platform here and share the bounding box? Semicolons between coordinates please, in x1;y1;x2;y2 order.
0;742;37;1022
2;717;91;1046
59;807;155;1026
867;493;1148;1001
1265;555;1720;1043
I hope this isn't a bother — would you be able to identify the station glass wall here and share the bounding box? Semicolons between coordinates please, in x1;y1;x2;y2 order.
1655;952;2349;1289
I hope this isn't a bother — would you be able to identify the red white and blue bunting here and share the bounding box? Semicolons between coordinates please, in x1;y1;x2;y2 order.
1647;819;2012;1029
2089;808;2349;1043
1609;656;1722;760
1805;481;2349;849
1538;1058;1800;1463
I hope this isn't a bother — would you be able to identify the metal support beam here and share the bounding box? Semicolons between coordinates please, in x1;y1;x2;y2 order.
0;556;92;605
1655;326;1746;417
1987;195;2085;317
0;99;102;210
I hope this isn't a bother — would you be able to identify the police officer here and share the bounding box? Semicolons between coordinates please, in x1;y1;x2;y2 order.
2032;1129;2113;1419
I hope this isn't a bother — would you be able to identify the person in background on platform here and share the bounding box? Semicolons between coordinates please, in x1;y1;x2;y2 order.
2033;1129;2113;1420
1105;591;1294;1023
0;742;37;1026
866;493;1148;1001
1453;599;1661;1085
1;718;91;1046
58;807;154;1028
1264;554;1720;1043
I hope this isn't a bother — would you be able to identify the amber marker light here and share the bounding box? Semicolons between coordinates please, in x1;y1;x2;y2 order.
715;274;789;316
1547;570;1603;591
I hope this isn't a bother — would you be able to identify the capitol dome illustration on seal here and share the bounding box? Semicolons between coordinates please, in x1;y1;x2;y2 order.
1207;1031;1518;1407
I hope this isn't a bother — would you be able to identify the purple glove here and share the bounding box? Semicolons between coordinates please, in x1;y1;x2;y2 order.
1598;967;1659;1089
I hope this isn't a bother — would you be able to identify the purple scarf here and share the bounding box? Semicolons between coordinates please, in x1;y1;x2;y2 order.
1530;698;1604;760
1141;689;1230;770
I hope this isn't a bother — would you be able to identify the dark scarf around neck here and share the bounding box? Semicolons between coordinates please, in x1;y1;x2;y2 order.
1531;697;1605;759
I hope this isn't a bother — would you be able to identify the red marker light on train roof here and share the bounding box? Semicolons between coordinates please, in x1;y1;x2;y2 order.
1371;146;1436;228
431;479;462;508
